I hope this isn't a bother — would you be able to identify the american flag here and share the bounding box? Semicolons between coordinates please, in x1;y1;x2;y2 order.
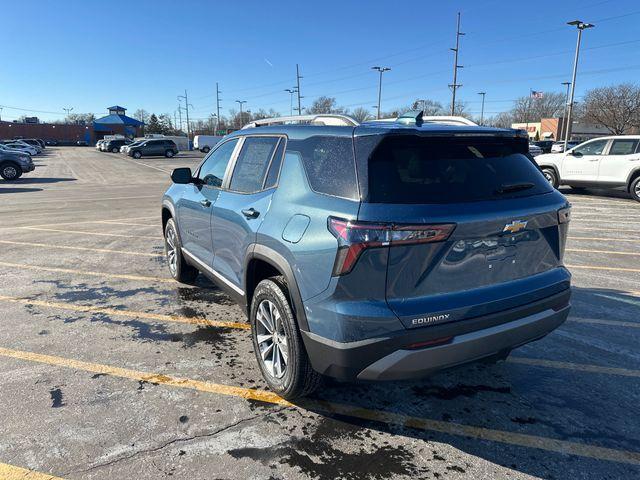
531;90;544;99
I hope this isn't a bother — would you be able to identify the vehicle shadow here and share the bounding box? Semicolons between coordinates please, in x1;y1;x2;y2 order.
284;286;640;478
559;186;633;201
3;177;76;185
0;187;43;193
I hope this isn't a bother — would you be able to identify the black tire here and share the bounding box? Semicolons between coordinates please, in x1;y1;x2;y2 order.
164;218;198;283
570;186;587;192
133;151;142;159
630;176;640;203
202;146;210;153
165;150;175;158
250;277;322;399
542;168;559;189
0;162;21;180
111;147;119;153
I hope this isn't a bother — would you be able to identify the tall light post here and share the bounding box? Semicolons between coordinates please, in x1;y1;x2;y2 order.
236;100;247;127
63;107;73;121
477;92;486;126
561;81;572;140
285;88;297;116
564;20;594;152
372;66;391;119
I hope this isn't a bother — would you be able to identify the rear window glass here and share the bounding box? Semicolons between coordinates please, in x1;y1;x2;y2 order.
366;136;552;204
286;136;358;199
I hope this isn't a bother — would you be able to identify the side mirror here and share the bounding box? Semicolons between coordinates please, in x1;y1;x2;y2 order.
171;167;193;184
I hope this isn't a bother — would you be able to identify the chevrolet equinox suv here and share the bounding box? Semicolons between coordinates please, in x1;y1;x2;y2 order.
161;112;572;399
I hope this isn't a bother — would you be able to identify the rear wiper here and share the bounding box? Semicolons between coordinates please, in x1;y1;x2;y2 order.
495;182;535;194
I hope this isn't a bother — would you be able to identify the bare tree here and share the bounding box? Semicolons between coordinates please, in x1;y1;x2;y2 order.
582;83;640;134
133;109;149;124
350;107;372;123
411;99;445;115
305;96;346;114
65;113;95;124
510;93;565;123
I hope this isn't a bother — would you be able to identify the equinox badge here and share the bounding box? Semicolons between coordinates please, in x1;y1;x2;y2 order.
503;220;528;234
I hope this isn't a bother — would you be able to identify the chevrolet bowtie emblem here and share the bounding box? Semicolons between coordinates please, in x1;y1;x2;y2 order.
503;220;528;234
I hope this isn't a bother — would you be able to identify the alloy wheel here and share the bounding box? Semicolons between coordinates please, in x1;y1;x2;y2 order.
165;226;178;276
635;181;640;199
256;299;288;379
2;166;18;180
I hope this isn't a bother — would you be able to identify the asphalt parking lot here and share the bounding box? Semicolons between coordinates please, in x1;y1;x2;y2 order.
0;146;639;479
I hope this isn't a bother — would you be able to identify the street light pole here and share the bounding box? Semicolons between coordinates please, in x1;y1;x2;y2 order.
236;100;247;127
561;81;572;141
285;88;297;116
477;92;486;126
63;107;73;121
371;66;391;119
564;20;594;152
216;82;222;133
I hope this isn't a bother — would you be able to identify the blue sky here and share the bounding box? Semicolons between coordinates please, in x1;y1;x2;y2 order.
2;0;639;122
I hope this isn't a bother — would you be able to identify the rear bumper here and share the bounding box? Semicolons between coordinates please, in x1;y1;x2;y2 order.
301;288;570;381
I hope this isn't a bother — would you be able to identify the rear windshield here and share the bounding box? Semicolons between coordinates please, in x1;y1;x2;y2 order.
366;135;552;204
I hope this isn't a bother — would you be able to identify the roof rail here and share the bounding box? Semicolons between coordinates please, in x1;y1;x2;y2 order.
242;114;359;129
366;114;478;127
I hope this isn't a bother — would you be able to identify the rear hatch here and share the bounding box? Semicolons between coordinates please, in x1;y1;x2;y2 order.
354;130;570;329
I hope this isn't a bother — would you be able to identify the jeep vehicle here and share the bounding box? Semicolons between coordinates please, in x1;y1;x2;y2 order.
0;149;35;180
535;135;640;201
161;112;572;399
129;139;178;158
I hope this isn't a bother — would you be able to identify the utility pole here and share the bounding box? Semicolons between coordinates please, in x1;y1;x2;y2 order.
174;111;178;132
449;12;464;115
285;88;297;116
236;100;247;127
178;90;193;147
565;20;594;152
216;82;222;132
371;66;391;119
561;81;572;141
477;92;486;126
177;105;183;133
295;64;303;115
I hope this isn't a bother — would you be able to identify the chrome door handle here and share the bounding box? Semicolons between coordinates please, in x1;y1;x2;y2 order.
200;199;211;207
241;208;260;219
588;158;599;162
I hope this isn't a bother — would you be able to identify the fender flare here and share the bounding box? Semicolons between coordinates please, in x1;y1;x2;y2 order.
626;167;640;190
245;244;309;332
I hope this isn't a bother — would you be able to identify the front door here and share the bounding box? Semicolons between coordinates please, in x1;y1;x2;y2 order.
212;136;284;291
176;138;239;263
561;138;610;182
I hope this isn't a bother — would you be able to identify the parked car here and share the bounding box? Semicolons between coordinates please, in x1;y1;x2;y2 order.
128;139;178;158
534;140;554;153
95;140;105;150
45;140;58;146
528;143;543;157
550;140;581;153
121;140;144;154
76;140;89;146
35;138;46;149
0;149;35;180
104;138;131;153
535;135;640;201
17;139;44;152
161;112;572;399
194;135;223;153
2;141;38;156
0;143;31;156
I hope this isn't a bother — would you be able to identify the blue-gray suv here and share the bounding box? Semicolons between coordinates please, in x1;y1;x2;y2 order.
161;112;572;399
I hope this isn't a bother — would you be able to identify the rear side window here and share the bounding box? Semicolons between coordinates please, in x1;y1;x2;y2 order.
264;138;285;189
366;136;552;204
286;136;358;199
229;136;280;193
608;139;638;155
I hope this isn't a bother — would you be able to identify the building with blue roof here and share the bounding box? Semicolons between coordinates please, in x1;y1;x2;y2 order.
93;106;144;139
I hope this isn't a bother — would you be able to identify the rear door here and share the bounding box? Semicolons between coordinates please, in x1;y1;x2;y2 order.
176;138;239;262
211;136;284;291
356;133;569;328
597;138;640;183
561;138;609;182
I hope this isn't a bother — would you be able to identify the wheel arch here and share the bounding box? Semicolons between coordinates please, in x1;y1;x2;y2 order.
245;245;309;331
161;200;176;232
626;167;640;192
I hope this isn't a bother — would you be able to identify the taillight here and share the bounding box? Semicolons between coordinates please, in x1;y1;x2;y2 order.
328;217;455;276
558;205;571;224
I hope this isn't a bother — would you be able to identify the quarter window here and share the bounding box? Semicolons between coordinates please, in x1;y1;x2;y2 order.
229;137;280;193
573;139;608;156
198;139;238;187
264;139;285;189
608;139;639;155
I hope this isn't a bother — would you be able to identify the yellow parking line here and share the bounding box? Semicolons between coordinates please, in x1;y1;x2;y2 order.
566;248;640;256
568;236;640;244
508;357;640;378
0;240;161;257
571;317;640;328
0;462;64;480
1;347;639;466
20;226;161;239
0;261;173;283
566;264;640;273
0;295;249;330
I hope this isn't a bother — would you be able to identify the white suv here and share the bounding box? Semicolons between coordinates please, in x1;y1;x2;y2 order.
535;135;640;202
